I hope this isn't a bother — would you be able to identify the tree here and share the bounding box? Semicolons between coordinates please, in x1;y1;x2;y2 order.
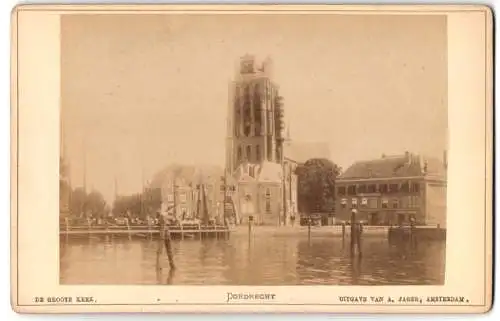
69;187;87;218
295;158;342;215
68;187;108;219
86;190;107;218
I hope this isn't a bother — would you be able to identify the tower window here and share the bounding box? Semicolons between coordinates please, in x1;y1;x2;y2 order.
254;85;262;136
265;188;271;213
256;145;261;162
246;145;251;161
237;146;242;162
267;136;273;161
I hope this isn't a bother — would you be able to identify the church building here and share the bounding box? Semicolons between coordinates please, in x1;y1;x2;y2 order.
224;55;298;226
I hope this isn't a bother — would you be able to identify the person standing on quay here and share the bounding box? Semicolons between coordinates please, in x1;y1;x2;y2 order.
156;211;175;270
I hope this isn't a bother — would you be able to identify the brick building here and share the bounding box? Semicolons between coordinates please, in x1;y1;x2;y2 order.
335;152;447;227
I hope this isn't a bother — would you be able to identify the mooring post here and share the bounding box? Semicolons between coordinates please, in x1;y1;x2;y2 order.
308;217;312;240
126;218;132;240
87;218;92;238
248;215;254;241
350;209;362;257
158;213;175;270
164;228;175;270
357;221;363;257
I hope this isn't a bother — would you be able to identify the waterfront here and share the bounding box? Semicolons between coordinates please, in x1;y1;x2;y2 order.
60;234;445;285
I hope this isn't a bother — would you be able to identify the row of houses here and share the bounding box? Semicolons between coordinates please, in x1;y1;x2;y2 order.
334;151;447;227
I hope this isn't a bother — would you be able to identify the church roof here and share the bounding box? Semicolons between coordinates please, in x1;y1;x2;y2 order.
234;161;282;183
339;153;446;180
149;164;223;188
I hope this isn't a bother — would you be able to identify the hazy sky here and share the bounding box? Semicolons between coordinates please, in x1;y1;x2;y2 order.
61;14;447;204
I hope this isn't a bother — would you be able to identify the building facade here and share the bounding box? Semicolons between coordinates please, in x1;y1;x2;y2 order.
225;55;298;226
335;152;447;227
155;165;225;222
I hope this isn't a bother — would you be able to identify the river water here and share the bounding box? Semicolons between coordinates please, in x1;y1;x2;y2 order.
60;234;445;285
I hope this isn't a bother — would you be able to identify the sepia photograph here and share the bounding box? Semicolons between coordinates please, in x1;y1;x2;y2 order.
12;4;492;314
59;13;448;286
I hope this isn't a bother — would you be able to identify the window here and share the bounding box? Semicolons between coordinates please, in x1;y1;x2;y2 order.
412;183;420;193
167;194;174;202
400;182;410;193
179;193;187;203
379;184;388;193
381;198;389;208
237;146;242;162
265;188;271;213
361;198;368;207
337;186;346;196
358;185;367;194
246;146;252;161
347;185;357;195
409;196;420;208
341;198;347;208
389;184;399;193
351;198;358;209
249;165;255;178
367;184;377;193
256;145;261;162
392;199;399;208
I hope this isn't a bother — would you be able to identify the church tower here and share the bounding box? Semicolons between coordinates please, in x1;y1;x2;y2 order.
226;55;285;175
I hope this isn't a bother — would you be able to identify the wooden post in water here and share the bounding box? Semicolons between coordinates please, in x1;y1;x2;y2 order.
308;217;312;241
248;215;254;241
350;209;362;257
87;217;92;237
126;218;132;240
163;216;175;270
65;217;70;241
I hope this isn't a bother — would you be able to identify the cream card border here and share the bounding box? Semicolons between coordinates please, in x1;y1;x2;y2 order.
10;4;493;314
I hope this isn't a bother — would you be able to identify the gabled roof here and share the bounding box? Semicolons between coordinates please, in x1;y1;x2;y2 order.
339;153;446;180
149;164;224;188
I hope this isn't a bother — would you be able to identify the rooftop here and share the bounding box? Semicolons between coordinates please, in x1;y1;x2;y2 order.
339;152;447;180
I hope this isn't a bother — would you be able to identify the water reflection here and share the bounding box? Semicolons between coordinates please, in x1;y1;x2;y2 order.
60;235;445;285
